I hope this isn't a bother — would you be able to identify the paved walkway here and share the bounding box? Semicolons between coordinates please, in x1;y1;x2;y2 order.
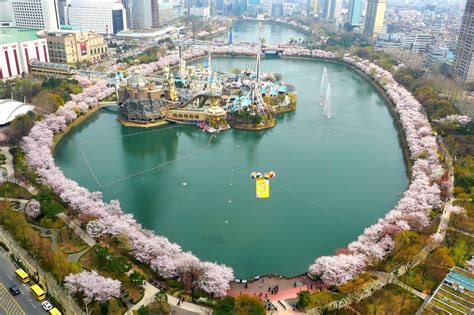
228;275;311;301
57;213;96;247
447;226;474;238
30;224;59;250
392;278;428;300
66;246;91;263
126;283;212;315
0;197;28;211
0;147;14;182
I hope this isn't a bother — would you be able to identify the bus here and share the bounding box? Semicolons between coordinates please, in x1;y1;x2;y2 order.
49;308;62;315
15;268;29;283
30;284;46;301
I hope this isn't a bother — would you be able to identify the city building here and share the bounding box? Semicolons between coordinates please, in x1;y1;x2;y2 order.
306;0;318;17
346;0;362;26
116;26;178;40
321;0;342;24
57;0;68;25
364;0;386;38
400;33;431;53
9;0;60;30
272;3;284;17
66;0;127;35
375;32;401;48
0;27;49;79
453;0;474;82
38;29;107;65
425;45;448;67
385;23;400;33
418;267;474;314
129;0;153;29
151;0;160;28
0;0;14;27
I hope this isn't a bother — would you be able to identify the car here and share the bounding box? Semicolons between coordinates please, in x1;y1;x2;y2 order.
9;285;20;295
41;301;53;311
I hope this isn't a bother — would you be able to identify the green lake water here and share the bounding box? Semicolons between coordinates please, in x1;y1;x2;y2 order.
216;20;309;45
54;56;407;278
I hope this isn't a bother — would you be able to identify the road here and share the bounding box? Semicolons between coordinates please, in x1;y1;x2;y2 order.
0;250;44;314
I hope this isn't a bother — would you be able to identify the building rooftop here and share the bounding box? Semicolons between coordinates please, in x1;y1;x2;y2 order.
0;27;41;45
0;99;35;125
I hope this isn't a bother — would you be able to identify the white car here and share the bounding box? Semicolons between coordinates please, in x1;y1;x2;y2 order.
41;301;53;311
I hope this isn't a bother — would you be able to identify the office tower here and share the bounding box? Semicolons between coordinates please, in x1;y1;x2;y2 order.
347;0;362;26
0;0;13;26
306;0;318;17
67;0;127;34
129;0;153;29
363;0;386;37
10;0;60;29
151;0;160;27
453;0;474;82
320;0;341;22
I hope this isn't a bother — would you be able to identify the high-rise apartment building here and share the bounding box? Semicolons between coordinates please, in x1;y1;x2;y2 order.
306;0;318;17
66;0;127;34
151;0;160;28
10;0;60;30
363;0;386;38
346;0;362;26
453;0;474;82
320;0;342;24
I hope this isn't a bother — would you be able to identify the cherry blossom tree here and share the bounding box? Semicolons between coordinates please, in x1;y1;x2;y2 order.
25;199;41;219
64;270;121;313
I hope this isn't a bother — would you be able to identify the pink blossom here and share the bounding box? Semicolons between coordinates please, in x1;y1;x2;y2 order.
25;199;41;219
64;270;121;303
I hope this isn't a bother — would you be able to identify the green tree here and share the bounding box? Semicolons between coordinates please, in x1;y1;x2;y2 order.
31;90;64;114
214;296;236;314
234;294;265;315
129;271;145;286
296;290;311;309
5;112;36;145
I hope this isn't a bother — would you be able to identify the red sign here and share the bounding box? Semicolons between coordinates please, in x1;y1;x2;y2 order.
80;41;87;56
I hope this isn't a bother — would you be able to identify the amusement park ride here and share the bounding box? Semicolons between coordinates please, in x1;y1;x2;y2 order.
116;14;294;132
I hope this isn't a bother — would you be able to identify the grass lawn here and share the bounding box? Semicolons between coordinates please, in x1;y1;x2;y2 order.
0;183;32;199
353;284;423;315
78;248;96;270
57;227;88;254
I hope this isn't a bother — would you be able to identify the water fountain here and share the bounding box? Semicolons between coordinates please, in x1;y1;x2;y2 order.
323;83;331;118
319;67;328;106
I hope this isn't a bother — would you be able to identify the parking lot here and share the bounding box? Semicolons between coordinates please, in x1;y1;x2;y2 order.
0;283;25;315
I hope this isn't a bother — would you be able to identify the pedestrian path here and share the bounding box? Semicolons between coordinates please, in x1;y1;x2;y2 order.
0;284;25;315
57;213;96;247
126;282;212;315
